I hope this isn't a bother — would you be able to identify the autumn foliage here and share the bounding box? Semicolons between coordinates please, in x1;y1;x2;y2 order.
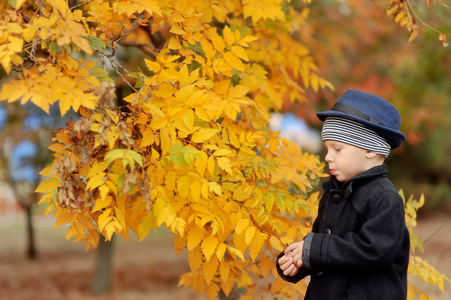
0;0;449;299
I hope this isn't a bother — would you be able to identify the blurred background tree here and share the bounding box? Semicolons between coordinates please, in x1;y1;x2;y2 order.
0;103;77;259
285;0;451;213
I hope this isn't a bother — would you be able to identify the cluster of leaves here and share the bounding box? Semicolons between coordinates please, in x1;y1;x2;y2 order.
1;0;329;298
387;0;449;46
401;190;451;299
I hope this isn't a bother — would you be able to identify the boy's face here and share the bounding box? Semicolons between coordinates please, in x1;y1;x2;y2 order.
323;140;373;182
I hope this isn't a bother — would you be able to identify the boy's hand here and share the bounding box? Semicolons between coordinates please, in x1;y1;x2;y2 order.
285;241;304;268
278;254;299;277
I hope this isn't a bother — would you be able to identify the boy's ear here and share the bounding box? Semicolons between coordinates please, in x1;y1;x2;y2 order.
365;150;378;159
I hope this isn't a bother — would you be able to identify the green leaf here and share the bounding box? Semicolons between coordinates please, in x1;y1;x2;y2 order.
49;41;58;55
171;142;182;153
93;68;109;78
64;44;72;54
104;149;143;170
84;36;107;50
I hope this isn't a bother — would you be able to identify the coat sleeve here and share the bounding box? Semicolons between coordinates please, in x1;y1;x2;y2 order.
275;251;312;283
307;190;407;273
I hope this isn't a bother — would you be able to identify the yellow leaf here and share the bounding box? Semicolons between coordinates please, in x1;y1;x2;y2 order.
201;183;209;199
226;245;244;261
104;221;122;241
13;0;28;9
190;180;202;202
145;59;160;73
201;236;218;261
205;282;219;300
137;212;155;242
191;128;219;143
219;261;230;282
223;26;234;46
207;155;216;177
177;175;191;198
200;38;216;59
140;127;154;147
35;179;60;193
170;23;185;35
270;277;287;294
114;206;126;232
231;45;249;61
203;255;219;285
155;204;171;228
182;108;194;130
216;243;227;262
209;31;225;53
22;26;37;42
249;231;266;262
208;182;222;196
258;256;274;277
168;37;181;50
98;208;112;232
44;202;54;215
220;278;234;297
245;226;256;246
188;248;203;271
86;172;106;190
53;212;74;228
194;151;207;177
216;156;232;174
235;218;250;235
174;235;186;255
228;85;249;99
187;226;206;250
269;236;284;252
214;80;230;95
213;149;233;157
224;51;245;71
92;194;113;212
155;82;177;98
165;170;177;191
239;35;258;47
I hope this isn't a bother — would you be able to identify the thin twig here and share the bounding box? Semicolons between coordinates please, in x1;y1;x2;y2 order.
406;0;450;36
117;40;158;60
423;216;451;244
98;50;138;92
70;1;90;11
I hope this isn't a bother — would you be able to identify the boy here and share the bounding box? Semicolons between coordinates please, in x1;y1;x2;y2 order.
276;89;410;299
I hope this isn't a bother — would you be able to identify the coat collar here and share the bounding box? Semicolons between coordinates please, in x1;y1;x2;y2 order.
323;164;388;193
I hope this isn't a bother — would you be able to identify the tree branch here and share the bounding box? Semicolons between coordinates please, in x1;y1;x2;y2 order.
117;40;158;60
98;50;139;93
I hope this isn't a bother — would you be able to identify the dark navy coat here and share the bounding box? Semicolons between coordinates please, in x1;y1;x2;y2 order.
276;165;409;300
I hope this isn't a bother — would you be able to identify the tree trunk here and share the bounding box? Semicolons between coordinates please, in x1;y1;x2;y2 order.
91;236;115;295
25;205;36;260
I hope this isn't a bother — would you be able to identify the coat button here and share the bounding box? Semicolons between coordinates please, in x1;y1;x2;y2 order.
332;194;341;204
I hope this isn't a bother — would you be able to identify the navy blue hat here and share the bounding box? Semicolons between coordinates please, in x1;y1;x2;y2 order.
317;89;406;149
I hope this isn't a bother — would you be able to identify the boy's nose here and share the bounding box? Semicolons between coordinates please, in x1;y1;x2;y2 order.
325;152;332;162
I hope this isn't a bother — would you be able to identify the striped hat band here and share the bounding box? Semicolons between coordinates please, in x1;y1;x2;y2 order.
321;117;391;157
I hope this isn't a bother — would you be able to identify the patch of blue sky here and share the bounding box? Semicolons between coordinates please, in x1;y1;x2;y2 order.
269;112;322;154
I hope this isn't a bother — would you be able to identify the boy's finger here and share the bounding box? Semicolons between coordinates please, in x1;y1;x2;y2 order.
296;259;303;268
289;266;299;277
284;243;296;253
278;255;290;265
292;252;302;263
283;263;295;276
279;256;293;270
